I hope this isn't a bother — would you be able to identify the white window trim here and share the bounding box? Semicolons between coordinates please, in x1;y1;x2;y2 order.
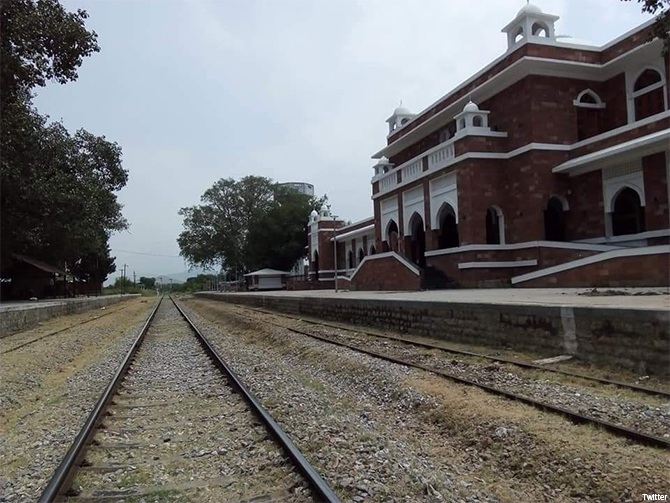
573;89;606;109
626;64;668;123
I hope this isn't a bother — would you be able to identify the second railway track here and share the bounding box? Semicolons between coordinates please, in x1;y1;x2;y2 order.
39;296;339;503
222;303;670;450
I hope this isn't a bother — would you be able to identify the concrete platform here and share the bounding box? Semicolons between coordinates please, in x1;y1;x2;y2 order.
223;287;670;311
195;288;670;376
0;295;139;336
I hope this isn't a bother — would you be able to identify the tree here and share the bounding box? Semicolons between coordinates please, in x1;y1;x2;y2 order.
138;276;156;289
112;276;132;289
177;176;276;274
0;0;126;284
178;177;324;274
246;187;325;271
622;0;670;53
0;0;99;102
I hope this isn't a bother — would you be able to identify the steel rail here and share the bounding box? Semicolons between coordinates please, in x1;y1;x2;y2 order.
38;296;163;502
243;312;669;450
2;302;134;355
170;296;341;503
238;305;670;399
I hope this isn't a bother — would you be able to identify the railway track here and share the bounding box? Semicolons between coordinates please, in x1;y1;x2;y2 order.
38;296;339;502
237;305;670;399
2;301;135;355
226;304;670;450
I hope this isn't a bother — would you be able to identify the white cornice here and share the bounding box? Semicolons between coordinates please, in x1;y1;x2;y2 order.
372;113;670;199
331;224;375;242
553;129;670;175
425;240;620;257
373;37;662;160
459;259;538;269
575;229;670;244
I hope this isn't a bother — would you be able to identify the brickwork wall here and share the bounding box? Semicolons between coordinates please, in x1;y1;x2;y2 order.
388;24;654;144
426;246;600;287
518;251;670;288
196;292;670;375
643;152;669;231
349;255;421;291
564;170;605;240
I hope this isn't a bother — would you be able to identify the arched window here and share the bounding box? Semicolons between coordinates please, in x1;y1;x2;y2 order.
458;118;466;130
514;27;524;43
611;188;645;236
369;245;376;255
532;22;548;37
574;90;604;140
408;212;426;268
313;250;319;281
544;197;567;241
400;118;409;125
485;207;502;245
385;220;399;253
437;204;459;249
347;250;354;269
358;247;365;265
633;69;665;120
473;116;483;127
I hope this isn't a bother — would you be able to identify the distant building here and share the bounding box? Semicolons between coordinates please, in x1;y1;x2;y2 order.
277;182;315;197
305;2;669;290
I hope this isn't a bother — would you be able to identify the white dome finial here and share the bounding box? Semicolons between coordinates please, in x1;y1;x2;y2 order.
463;100;479;113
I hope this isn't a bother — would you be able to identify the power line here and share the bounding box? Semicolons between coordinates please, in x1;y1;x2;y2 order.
112;248;181;258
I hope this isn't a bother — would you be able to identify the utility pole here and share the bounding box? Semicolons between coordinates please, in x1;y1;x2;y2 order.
133;271;136;287
122;264;128;295
333;217;339;293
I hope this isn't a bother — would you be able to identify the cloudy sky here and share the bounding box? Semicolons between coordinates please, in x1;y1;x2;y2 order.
34;0;652;281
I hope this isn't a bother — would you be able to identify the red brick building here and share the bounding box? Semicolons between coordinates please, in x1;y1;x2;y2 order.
308;3;669;290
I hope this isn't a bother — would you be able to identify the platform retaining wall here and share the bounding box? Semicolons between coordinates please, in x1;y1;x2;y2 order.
0;295;139;337
195;292;670;376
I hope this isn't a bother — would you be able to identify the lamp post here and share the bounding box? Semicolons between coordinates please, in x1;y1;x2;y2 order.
333;216;338;293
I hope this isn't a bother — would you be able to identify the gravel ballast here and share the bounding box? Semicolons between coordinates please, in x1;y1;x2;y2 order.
0;298;156;502
183;298;669;503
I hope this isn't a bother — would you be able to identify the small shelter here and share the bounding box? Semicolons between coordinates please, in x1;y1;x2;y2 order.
2;254;71;299
244;268;290;291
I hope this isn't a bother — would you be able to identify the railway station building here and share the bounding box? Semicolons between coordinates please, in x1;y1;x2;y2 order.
305;3;669;290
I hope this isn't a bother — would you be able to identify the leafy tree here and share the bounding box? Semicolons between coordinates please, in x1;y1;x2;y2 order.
112;276;132;289
246;187;325;271
0;0;99;100
138;276;156;289
178;176;276;274
622;0;670;53
178;177;324;274
0;0;126;284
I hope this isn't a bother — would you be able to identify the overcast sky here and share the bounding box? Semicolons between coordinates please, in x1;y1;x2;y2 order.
33;0;652;281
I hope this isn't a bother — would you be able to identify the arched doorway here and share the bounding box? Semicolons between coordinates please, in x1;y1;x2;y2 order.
611;187;645;236
408;213;426;267
313;250;319;281
386;220;399;252
437;204;459;248
358;247;365;265
369;245;376;255
347;250;354;270
485;207;502;244
544;197;566;241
